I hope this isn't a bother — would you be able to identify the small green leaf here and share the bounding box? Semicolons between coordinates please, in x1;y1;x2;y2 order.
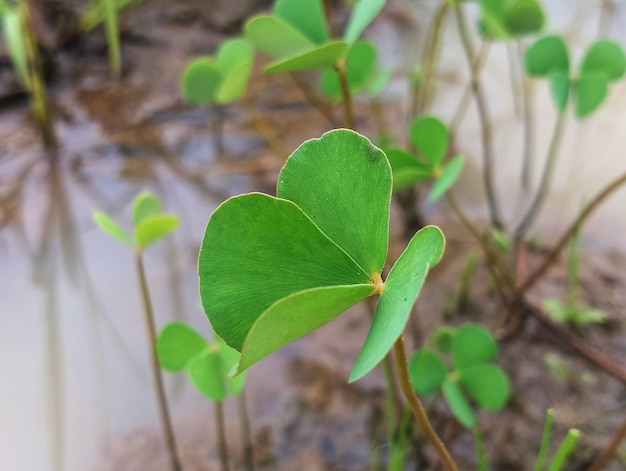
264;41;348;73
217;60;253;104
320;40;377;99
459;364;510;410
549;72;570;113
218;341;247;394
216;38;253;73
157;322;208;371
580;39;626;81
188;349;228;401
344;0;386;43
181;58;221;104
430;326;455;354
408;349;447;394
132;191;162;226
452;323;498;370
575;74;608;119
409;116;449;166
572;307;608;325
428;154;464;202
525;35;569;77
349;226;445;382
504;0;545;36
93;211;132;245
273;0;329;45
543;298;569;322
2;9;29;88
386;148;433;191
244;14;314;59
442;378;476;427
135;213;179;248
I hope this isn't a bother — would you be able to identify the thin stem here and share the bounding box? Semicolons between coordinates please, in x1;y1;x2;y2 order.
237;391;254;471
215;400;230;471
514;111;567;243
135;250;182;471
517;39;535;191
453;3;503;229
211;106;226;159
336;60;355;130
506;42;521;116
587;415;626;471
240;95;290;159
289;72;339;126
598;0;614;37
393;335;459;471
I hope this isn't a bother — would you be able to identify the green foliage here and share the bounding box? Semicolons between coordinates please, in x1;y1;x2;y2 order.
478;0;545;40
198;129;444;381
1;7;29;87
321;40;377;99
534;409;581;471
93;191;179;249
525;36;626;117
386;116;465;201
157;321;246;401
409;324;510;427
181;38;254;105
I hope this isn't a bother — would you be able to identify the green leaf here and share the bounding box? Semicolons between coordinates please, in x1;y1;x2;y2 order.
580;39;626;81
244;14;314;59
575;74;608;119
571;307;608;325
459;364;510;410
367;67;392;97
181;58;221;104
549;72;570;113
386;148;433;191
217;38;254;73
277;129;391;276
217;59;253;104
452;323;498;370
132;191;162;226
199;193;372;352
408;349;447;394
409;116;449;166
157;321;208;371
188;349;228;401
430;326;455;354
349;226;445;382
524;35;569;77
428;154;464;202
273;0;329;44
218;341;247;394
547;429;581;471
320;40;377;99
264;40;348;73
543;298;570;322
2;9;29;87
93;211;132;245
442;378;476;427
504;0;545;36
135;213;179;248
344;0;386;43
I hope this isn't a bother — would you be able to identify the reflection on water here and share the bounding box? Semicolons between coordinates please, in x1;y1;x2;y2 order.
2;1;626;470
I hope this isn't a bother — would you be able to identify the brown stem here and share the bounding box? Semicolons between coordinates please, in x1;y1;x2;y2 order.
215;400;230;471
135;251;182;471
336;60;355;130
289;72;339;126
393;335;459;471
237;391;254;471
518;39;535;191
587;415;626;471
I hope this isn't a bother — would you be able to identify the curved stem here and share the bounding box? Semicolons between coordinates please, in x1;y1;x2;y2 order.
453;3;503;229
289;72;339;126
514;111;567;242
336;60;355;130
135;251;182;471
393;335;459;471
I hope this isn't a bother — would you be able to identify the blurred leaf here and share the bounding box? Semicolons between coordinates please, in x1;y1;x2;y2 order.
2;8;29;87
549;72;570;113
580;39;626;81
575;74;608;118
157;322;208;371
132;191;162;226
386;148;432;191
320;40;377;99
245;14;314;59
218;341;247;394
409;116;449;166
452;323;498;370
264;40;348;73
409;348;447;394
344;0;386;43
217;59;253;104
367;67;392;97
430;326;455;354
543;298;570;322
525;35;569;77
504;0;545;36
93;211;132;245
216;37;253;73
443;378;476;427
188;349;228;401
428;154;464;202
273;0;329;44
181;58;221;104
135;213;179;248
459;364;510;410
547;429;581;471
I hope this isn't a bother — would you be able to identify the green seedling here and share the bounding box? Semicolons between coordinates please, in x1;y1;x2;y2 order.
525;35;626;118
158;321;251;471
543;352;595;385
534;409;581;471
386;116;464;202
477;0;546;40
93;191;182;471
409;323;510;428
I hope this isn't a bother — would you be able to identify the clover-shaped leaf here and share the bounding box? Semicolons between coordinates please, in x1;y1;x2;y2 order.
479;0;545;40
459;364;510;410
443;378;476;427
386;148;432;191
525;35;570;77
452;323;498;370
321;40;377;99
410;116;448;167
199;129;444;381
409;348;447;394
580;39;626;81
158;322;208;371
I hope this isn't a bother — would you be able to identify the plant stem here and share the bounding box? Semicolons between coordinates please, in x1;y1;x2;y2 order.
240;96;290;159
336;60;355;130
212;106;226;159
518;40;535;191
393;335;459;471
215;400;230;471
237;390;254;471
453;3;503;229
514;111;567;243
587;415;626;471
135;250;182;471
102;0;121;77
289;72;339;126
534;409;555;471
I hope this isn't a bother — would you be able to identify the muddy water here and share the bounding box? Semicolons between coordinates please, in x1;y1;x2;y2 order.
2;1;626;471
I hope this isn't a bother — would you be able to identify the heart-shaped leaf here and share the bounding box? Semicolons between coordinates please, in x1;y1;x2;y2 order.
350;225;445;381
321;40;377;99
135;214;179;249
459;364;510;410
264;40;348;73
273;0;329;45
580;39;626;81
549;72;570;113
452;323;498;370
93;211;132;246
245;15;314;59
386;148;433;191
429;154;464;203
409;116;449;167
157;322;208;371
181;58;222;104
443;378;476;427
344;0;386;43
575;74;608;118
188;349;228;401
218;340;247;394
133;191;162;226
504;0;545;36
215;38;254;104
409;348;447;394
430;326;455;354
525;35;569;77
